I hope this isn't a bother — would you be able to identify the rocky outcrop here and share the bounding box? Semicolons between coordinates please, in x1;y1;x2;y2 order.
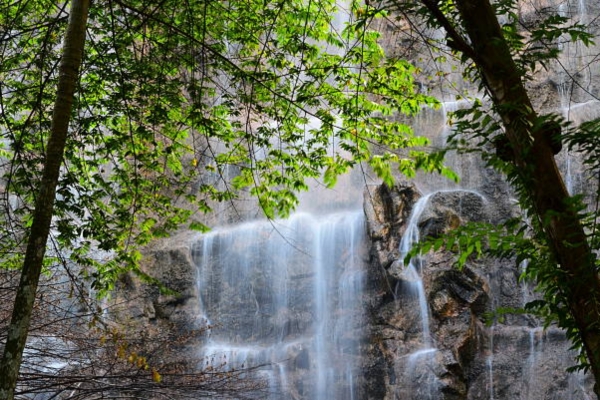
363;183;595;399
110;232;206;377
122;181;597;399
114;233;200;328
363;183;420;278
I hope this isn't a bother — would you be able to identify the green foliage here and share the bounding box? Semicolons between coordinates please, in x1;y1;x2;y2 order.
0;0;446;294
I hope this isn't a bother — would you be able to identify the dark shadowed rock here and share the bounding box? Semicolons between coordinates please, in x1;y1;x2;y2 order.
418;190;488;240
363;183;420;269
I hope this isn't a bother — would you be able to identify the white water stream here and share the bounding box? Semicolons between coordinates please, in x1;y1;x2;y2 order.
193;211;366;399
395;193;440;398
398;193;435;349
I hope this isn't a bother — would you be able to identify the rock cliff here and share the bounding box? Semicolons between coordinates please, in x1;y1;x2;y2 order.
362;183;595;399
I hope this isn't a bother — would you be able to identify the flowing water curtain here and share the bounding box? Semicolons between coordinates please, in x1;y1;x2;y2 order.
192;211;366;399
394;194;439;399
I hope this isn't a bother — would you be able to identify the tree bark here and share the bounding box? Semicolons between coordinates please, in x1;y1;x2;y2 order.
0;0;90;398
440;0;600;396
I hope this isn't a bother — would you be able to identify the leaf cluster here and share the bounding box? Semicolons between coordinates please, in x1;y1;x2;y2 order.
0;0;452;294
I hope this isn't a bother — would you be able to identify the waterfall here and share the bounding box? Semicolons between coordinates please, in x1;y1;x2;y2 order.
398;193;434;349
182;2;600;398
521;327;544;400
192;210;366;399
487;326;495;400
395;193;440;399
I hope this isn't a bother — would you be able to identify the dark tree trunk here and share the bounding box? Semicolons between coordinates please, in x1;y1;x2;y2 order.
0;0;90;398
430;0;600;396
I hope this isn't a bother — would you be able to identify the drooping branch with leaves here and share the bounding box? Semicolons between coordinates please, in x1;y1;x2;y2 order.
0;0;452;397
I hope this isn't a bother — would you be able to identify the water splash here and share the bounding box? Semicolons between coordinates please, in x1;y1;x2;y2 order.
486;356;494;400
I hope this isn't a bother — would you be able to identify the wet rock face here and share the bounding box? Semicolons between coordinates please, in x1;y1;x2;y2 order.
114;237;201;329
419;191;488;239
122;181;595;400
363;183;420;271
362;183;595;399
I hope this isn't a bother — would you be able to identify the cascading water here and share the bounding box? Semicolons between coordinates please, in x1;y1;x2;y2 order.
398;193;434;349
487;326;495;400
555;0;600;195
395;193;440;399
192;211;366;399
521;327;543;400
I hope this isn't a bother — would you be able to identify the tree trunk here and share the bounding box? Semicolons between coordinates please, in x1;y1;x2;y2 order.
0;0;90;398
442;0;600;396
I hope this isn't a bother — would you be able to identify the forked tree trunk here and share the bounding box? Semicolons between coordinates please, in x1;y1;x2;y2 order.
440;0;600;396
0;0;90;398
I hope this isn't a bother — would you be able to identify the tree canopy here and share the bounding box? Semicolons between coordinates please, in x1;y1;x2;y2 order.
1;0;449;293
0;0;452;397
